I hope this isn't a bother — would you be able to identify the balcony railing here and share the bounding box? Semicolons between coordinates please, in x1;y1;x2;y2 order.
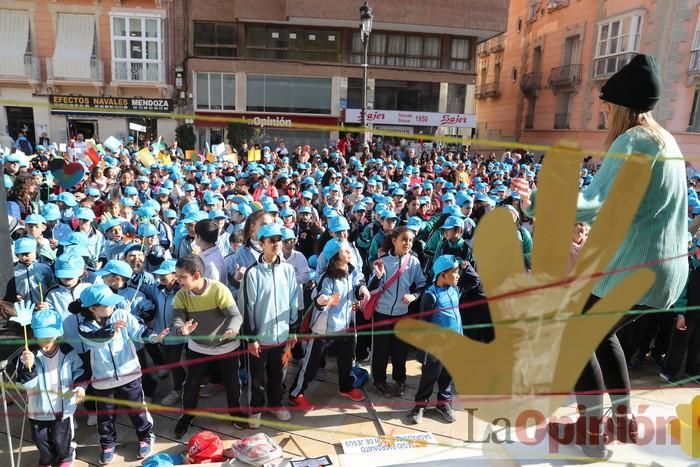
554;113;570;129
520;72;542;93
593;52;636;79
484;81;500;97
489;34;505;53
46;58;103;81
0;54;40;81
690;50;700;75
548;64;582;87
112;60;165;83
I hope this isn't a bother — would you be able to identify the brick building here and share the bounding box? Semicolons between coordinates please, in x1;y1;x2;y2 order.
475;0;700;158
0;0;177;148
171;0;508;150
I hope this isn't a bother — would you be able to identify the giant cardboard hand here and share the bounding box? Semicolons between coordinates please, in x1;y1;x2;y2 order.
395;141;655;424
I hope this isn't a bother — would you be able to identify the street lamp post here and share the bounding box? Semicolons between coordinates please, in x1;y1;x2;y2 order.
360;1;373;145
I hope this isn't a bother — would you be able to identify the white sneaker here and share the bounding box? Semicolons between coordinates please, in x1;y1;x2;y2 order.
161;390;181;406
199;383;223;398
248;413;262;429
273;408;291;421
87;414;98;426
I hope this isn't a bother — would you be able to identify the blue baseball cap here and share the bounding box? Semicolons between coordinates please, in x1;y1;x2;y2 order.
25;214;47;225
164;208;178;219
153;259;177;275
381;210;398;220
42;204;61;222
55;253;86;279
75;207;96;221
442;205;465;218
120;198;135;207
97;259;133;278
322;237;349;260
86;187;101;198
124;186;138;196
59;232;89;247
455;193;474;207
31;308;63;339
352;203;367;213
280;208;295;219
233;203;252;217
277;195;291;204
433;254;460;277
281;227;296;241
328;216;350;233
56;192;77;207
406;216;424;233
208;209;227;220
298;205;312;214
441;216;465;230
138;223;159;237
263;202;279;213
100;218;123;232
80;284;125;307
442;193;456;203
257;223;283;240
14;237;37;254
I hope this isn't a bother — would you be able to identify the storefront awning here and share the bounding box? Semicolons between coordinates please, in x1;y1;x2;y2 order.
52;14;95;80
0;10;29;76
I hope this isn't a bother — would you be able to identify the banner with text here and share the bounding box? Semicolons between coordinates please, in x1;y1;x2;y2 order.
344;109;476;128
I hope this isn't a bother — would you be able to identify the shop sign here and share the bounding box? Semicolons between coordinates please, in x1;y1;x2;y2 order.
49;95;174;112
344;109;477;128
194;112;339;129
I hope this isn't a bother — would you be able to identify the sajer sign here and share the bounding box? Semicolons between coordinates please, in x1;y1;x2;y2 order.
344;108;477;128
49;95;174;112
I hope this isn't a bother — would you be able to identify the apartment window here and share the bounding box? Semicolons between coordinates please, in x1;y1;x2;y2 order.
689;89;700;132
247;75;332;114
111;15;164;82
195;72;235;110
0;9;31;77
594;14;642;78
246;26;340;62
446;84;466;113
374;80;440;112
193;22;236;57
350;32;441;69
449;38;471;71
690;17;700;73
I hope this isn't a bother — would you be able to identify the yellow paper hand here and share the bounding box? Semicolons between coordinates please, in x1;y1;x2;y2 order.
396;141;656;425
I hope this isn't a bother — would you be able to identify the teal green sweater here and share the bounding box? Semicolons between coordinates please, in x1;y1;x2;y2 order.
528;126;688;309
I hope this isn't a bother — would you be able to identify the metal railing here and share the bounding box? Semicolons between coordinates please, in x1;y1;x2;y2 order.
489;34;505;53
46;57;103;81
112;60;165;83
0;54;40;80
520;72;542;93
593;52;636;79
554;113;570;129
690;50;700;74
548;63;582;87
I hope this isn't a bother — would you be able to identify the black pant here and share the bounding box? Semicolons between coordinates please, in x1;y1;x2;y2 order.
93;378;152;450
161;344;186;392
137;349;156;397
290;336;355;397
574;295;649;422
371;314;408;384
78;353;96;413
180;348;240;424
31;417;74;466
619;311;673;361
664;312;700;376
414;353;453;406
248;345;284;411
355;309;372;360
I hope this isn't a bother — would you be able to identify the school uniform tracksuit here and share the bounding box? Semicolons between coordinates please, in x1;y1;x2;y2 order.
414;284;462;406
16;344;86;466
367;253;426;385
291;265;363;397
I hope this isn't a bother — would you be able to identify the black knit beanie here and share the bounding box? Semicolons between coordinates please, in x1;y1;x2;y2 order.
599;54;661;112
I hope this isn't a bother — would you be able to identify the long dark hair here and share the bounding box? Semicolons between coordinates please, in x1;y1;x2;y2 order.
242;210;269;243
382;226;414;255
326;252;350;279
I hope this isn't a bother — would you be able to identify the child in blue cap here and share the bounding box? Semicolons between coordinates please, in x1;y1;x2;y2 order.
76;284;168;464
407;255;462;425
17;307;87;467
13;237;56;304
290;238;369;404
